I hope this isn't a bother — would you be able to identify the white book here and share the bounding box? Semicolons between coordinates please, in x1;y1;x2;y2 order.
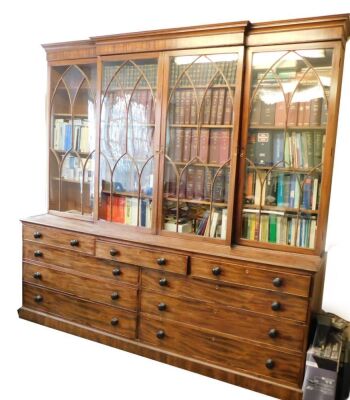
221;209;227;240
210;211;219;238
312;178;319;210
309;220;317;248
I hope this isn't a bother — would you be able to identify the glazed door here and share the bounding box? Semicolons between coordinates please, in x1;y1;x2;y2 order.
236;43;342;253
98;54;161;229
159;47;244;243
49;61;97;218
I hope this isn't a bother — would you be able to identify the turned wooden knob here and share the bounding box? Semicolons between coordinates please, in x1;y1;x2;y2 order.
158;302;167;311
212;266;222;276
265;359;275;369
159;278;168;287
34;295;43;303
33;272;42;280
271;302;281;311
33;232;42;239
110;318;119;326
111;292;119;300
112;268;121;276
156;330;165;339
268;329;278;339
273;277;283;287
110;249;118;256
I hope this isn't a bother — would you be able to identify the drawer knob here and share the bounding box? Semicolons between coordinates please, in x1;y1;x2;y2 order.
156;257;166;266
110;318;119;326
156;330;165;339
34;295;43;303
271;301;281;311
34;250;43;257
212;266;222;276
33;272;42;280
70;239;79;247
268;329;278;339
273;277;283;287
159;278;168;287
33;232;42;239
265;359;275;369
112;268;121;276
110;249;118;257
111;292;119;300
158;302;167;311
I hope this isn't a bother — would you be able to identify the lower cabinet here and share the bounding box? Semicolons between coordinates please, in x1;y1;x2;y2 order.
19;222;316;399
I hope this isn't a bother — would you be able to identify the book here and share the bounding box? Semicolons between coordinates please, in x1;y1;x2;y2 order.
186;166;195;199
199;129;210;163
208;129;221;164
223;92;233;125
250;97;262;126
314;131;324;167
287;100;299;126
273;131;284;165
174;128;185;161
312;178;319;210
182;128;192;162
259;215;269;242
310;98;322;126
183;90;192;124
297;102;305;127
255;132;273;166
112;196;126;223
274;101;286;127
212;170;225;202
260;101;276;126
216;88;226;124
218;130;231;164
269;214;277;243
193;167;205;200
164;220;193;233
209;211;220;238
302;177;312;209
210;89;220;124
303;101;311;126
190;129;199;160
265;173;277;205
246;132;256;163
221;209;227;240
320;97;328;126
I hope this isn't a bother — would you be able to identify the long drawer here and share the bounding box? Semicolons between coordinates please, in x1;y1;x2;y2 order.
141;269;309;322
96;240;188;275
23;283;137;338
23;241;139;285
139;315;303;385
23;262;138;311
23;224;95;255
141;290;306;352
191;257;311;298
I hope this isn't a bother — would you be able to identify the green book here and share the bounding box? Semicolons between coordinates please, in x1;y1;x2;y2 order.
269;214;277;243
314;131;325;167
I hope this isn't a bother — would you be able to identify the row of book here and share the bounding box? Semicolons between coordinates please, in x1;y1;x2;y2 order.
169;88;234;126
53;118;92;153
100;194;152;227
248;130;325;168
164;208;228;239
104;90;155;125
244;171;319;210
170;60;237;87
59;156;94;183
250;95;328;127
103;63;158;91
242;212;316;248
168;128;231;165
164;165;230;203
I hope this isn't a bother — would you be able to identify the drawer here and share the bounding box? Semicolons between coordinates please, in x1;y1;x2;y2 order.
141;290;306;352
96;240;188;275
23;262;138;311
23;283;137;339
23;223;95;255
191;257;311;298
142;269;309;322
140;315;303;385
23;241;139;285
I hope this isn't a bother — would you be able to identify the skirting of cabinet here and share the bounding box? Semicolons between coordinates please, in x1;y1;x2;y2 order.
18;307;303;400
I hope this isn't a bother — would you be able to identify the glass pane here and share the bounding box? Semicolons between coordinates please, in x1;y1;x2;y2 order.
99;59;158;228
240;48;332;249
49;64;96;216
162;52;238;238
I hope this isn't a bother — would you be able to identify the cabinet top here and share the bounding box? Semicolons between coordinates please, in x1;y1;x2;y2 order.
42;14;350;61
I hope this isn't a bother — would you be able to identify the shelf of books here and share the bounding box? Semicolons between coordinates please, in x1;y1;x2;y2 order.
240;48;333;249
99;58;158;228
162;52;238;239
49;64;96;216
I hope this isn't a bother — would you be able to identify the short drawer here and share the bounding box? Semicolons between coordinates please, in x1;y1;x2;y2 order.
23;223;95;255
139;315;303;385
96;240;188;275
23;262;138;311
23;241;139;285
141;290;306;351
191;257;311;298
23;283;137;338
142;269;309;322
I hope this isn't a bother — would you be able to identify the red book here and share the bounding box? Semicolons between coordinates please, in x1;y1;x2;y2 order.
216;88;226;125
287;100;299;126
184;90;192;124
190;129;199;160
186;166;195;199
219;130;231;164
100;194;110;220
199;89;212;124
210;89;220;124
193;167;205;200
297;102;305;126
179;90;186;124
182;128;192;162
174;128;185;162
303;101;311;126
274;100;286;127
223;91;234;125
209;129;221;164
199;129;209;163
189;91;197;124
250;97;261;126
112;196;125;223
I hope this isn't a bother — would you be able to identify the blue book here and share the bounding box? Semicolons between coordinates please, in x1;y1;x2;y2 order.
289;175;296;208
140;200;147;227
277;173;284;207
273;131;284;165
302;177;312;209
64;124;72;151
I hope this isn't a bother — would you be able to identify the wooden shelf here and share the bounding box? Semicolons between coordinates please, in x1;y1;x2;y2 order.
243;204;319;215
53;113;89;118
164;196;227;207
172;161;230;168
247;166;321;173
169;124;233;129
51;177;92;184
249;125;326;130
102;190;152;199
52;149;91;157
169;84;236;89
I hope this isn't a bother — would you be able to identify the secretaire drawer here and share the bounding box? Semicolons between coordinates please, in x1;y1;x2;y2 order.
141;269;309;322
141;290;306;351
139;316;303;385
22;241;139;285
23;262;138;311
23;223;95;255
191;257;311;298
96;240;188;275
23;283;136;338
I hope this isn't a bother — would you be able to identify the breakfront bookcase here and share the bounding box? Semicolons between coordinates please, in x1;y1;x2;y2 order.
19;15;350;400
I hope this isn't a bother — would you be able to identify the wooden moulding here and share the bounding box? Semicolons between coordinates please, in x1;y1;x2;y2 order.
42;14;350;61
18;307;304;400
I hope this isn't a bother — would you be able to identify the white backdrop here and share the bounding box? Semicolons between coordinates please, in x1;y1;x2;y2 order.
0;1;349;399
